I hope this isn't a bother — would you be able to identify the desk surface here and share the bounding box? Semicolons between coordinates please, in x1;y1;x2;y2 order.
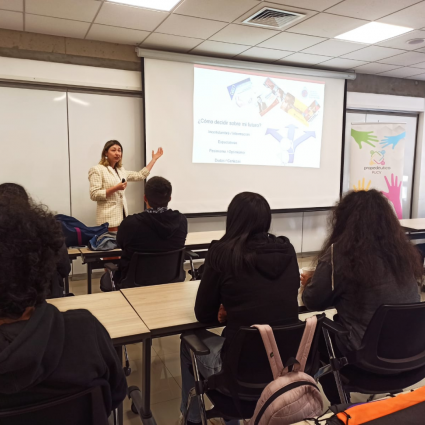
122;280;202;336
67;248;81;258
185;230;225;247
48;292;150;344
79;247;122;257
400;218;425;231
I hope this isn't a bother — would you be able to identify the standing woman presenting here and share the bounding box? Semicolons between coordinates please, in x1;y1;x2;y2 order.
89;140;163;229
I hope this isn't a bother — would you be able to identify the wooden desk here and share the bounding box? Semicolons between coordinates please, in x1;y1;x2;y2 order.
400;218;425;233
79;247;123;294
48;291;150;345
185;230;224;250
122;280;203;337
66;248;82;294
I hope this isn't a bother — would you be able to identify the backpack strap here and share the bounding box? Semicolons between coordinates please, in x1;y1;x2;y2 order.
252;325;284;379
294;316;317;373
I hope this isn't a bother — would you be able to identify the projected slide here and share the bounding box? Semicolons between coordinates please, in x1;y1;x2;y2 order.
193;65;325;168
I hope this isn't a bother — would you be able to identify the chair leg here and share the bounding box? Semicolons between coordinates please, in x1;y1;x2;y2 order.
189;350;208;425
323;329;348;405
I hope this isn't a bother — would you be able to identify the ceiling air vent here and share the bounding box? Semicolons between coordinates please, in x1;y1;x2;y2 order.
243;7;304;29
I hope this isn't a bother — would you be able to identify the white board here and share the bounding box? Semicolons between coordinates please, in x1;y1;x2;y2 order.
67;92;144;226
0;87;70;213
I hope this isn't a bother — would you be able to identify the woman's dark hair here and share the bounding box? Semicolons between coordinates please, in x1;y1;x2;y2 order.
318;189;423;287
208;192;272;274
0;183;29;202
145;176;172;208
0;199;64;319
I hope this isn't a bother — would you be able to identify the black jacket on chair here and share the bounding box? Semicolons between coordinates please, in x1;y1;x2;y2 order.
0;303;127;414
195;233;300;358
116;209;188;284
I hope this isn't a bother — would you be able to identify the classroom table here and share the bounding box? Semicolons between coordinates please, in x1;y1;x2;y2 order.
77;231;223;294
121;280;312;424
400;218;425;239
66;248;81;294
48;292;150;425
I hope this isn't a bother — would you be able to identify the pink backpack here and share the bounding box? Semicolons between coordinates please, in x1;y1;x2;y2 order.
246;316;323;425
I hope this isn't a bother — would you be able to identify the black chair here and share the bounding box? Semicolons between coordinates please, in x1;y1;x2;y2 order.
0;387;109;425
316;303;425;404
159;314;325;424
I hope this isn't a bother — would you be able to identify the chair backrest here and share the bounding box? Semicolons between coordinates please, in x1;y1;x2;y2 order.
355;302;425;374
0;386;108;425
213;314;325;400
121;248;185;288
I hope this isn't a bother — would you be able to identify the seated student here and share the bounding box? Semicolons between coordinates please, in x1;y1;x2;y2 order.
301;189;422;403
0;199;127;414
0;183;70;298
179;192;300;425
103;176;187;289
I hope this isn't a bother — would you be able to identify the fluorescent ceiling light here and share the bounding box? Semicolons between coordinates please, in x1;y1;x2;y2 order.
106;0;181;11
336;22;413;44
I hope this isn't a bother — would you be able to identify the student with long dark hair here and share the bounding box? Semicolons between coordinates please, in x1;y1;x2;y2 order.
179;192;300;425
302;189;422;402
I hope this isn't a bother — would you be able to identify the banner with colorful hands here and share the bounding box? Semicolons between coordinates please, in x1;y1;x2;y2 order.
350;122;406;219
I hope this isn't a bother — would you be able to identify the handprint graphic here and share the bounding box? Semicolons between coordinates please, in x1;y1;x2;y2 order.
380;132;406;149
351;129;378;149
353;178;371;192
382;174;402;219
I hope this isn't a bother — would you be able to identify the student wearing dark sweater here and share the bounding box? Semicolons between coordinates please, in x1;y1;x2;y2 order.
0;183;70;298
301;189;422;403
101;176;188;289
0;198;127;415
179;192;300;425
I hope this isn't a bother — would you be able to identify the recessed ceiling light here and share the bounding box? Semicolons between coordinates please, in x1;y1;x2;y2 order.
335;22;413;44
106;0;182;12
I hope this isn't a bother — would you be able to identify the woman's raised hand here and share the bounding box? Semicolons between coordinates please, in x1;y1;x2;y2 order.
152;147;164;161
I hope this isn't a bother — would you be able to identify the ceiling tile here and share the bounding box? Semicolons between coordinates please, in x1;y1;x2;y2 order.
352;63;402;74
378;67;425;78
258;32;325;51
191;40;250;57
0;0;23;12
342;46;406;61
142;33;203;52
96;3;168;32
379;2;425;29
379;51;425;66
0;10;22;30
406;73;425;80
236;47;293;62
302;39;363;56
325;0;420;21
378;30;425;50
173;0;259;23
410;61;425;69
286;13;367;38
26;0;99;22
155;14;227;39
210;24;279;46
318;58;368;69
26;14;90;38
86;24;149;45
278;52;331;65
258;0;342;12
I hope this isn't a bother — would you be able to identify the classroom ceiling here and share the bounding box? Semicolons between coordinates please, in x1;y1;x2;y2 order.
3;0;425;79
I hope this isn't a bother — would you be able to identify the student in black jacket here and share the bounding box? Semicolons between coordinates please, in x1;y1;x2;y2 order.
0;183;70;298
0;198;127;415
103;176;187;289
301;189;422;403
178;192;300;425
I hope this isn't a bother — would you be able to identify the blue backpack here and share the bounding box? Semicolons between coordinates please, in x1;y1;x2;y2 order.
56;214;109;247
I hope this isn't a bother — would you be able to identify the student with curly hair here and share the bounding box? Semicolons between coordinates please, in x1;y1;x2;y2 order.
0;199;127;414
